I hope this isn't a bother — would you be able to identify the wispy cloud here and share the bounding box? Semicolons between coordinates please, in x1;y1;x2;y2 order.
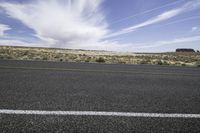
0;23;11;37
111;0;184;24
191;26;200;32
0;0;109;48
192;27;198;31
106;0;200;38
0;39;45;47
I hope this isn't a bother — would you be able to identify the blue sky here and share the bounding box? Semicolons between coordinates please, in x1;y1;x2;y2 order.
0;0;200;52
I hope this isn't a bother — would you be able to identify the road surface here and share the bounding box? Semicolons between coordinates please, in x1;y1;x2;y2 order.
0;60;200;132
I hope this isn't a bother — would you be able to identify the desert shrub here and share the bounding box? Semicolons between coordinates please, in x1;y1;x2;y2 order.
42;57;48;60
196;62;200;67
185;60;190;63
163;61;169;65
157;60;163;65
118;60;126;64
96;57;105;63
140;59;149;64
23;51;29;56
0;56;4;59
79;54;86;57
85;57;91;62
69;55;77;60
1;54;13;59
182;64;186;67
163;56;169;60
34;57;41;60
54;55;60;59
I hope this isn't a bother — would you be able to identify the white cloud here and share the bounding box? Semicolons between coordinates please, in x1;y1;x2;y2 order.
0;24;11;37
106;0;200;38
0;39;45;47
192;27;198;31
191;26;200;32
0;0;109;48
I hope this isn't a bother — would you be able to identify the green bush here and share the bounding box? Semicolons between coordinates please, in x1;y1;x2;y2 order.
182;64;186;67
163;61;169;65
163;56;169;60
23;51;29;56
140;60;149;64
85;57;91;62
118;61;126;64
42;57;48;60
157;60;163;65
96;57;105;63
34;57;41;60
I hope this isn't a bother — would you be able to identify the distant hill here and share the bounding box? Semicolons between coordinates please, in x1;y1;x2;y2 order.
176;48;195;52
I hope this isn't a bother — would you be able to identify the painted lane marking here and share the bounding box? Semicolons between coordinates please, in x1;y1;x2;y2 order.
0;66;199;77
0;109;200;118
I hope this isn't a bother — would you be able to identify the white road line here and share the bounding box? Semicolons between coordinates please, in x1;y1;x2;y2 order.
0;109;200;118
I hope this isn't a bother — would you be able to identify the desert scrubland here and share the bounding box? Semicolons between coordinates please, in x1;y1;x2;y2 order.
0;46;200;67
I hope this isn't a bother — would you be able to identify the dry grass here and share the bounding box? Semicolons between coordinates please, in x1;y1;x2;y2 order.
0;46;200;67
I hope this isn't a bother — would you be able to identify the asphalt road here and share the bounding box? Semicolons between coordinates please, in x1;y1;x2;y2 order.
0;60;200;132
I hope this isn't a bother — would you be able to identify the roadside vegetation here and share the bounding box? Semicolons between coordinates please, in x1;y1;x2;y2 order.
0;46;200;67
